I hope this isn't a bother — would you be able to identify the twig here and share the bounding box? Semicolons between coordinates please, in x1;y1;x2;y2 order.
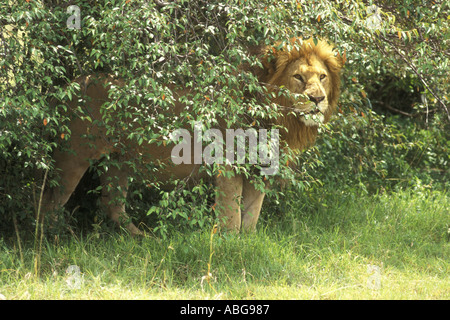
379;102;414;117
33;168;48;278
154;0;172;7
337;12;449;122
378;101;436;118
378;35;450;121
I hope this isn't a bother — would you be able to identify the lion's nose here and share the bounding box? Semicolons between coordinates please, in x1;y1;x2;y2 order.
308;95;325;105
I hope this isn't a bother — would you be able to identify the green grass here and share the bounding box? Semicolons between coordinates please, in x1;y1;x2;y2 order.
0;188;448;299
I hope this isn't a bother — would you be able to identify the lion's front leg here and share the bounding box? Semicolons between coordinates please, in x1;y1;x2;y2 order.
215;171;243;232
99;164;142;236
241;179;266;231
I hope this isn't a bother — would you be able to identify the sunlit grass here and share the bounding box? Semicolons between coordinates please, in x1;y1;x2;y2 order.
1;189;448;299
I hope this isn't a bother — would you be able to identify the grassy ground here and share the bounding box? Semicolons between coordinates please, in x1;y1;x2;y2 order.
0;188;448;300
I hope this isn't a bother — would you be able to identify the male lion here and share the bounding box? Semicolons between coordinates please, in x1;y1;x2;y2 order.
42;38;342;235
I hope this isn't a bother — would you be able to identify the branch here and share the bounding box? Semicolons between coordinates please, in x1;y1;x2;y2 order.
154;0;172;7
377;101;436;118
378;102;414;117
377;35;450;121
337;12;449;122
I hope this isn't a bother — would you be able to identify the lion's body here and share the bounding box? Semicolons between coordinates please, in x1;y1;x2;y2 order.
42;38;342;235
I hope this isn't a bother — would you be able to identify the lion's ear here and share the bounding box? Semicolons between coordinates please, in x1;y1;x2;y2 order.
336;49;346;67
260;46;290;83
260;48;278;78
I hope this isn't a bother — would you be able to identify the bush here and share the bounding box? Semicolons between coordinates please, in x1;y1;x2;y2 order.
1;0;448;237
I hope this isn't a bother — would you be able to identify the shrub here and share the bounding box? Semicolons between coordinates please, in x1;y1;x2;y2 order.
1;0;448;237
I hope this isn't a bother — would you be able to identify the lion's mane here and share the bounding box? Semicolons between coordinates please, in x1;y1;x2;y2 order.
250;38;342;150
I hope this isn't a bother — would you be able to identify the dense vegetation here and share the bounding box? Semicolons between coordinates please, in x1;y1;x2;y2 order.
0;1;448;299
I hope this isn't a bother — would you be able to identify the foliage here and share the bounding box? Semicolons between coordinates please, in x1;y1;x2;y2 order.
0;0;449;237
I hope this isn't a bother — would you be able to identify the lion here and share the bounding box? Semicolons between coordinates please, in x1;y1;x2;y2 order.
41;38;342;236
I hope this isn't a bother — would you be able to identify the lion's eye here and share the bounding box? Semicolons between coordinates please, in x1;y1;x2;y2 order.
320;74;327;80
293;74;304;82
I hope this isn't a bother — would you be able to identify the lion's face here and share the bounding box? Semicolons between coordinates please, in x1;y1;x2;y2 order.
259;38;342;129
281;55;332;126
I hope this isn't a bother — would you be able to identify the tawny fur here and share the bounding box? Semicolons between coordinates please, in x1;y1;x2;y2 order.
42;38;343;235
